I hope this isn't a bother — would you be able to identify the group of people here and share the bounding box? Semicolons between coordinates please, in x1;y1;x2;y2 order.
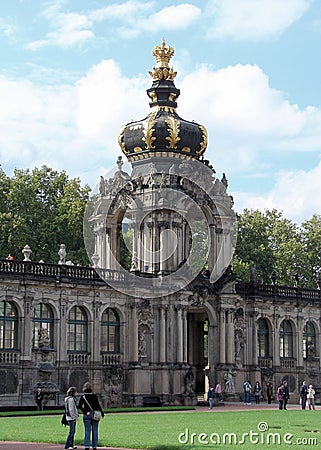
298;381;316;410
63;382;104;450
243;380;265;405
277;381;290;410
207;383;223;409
208;379;316;410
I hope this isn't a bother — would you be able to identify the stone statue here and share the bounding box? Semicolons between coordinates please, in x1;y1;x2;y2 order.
38;328;50;349
99;176;106;196
130;252;138;271
184;368;194;394
138;330;147;358
58;244;66;264
307;341;316;357
224;371;235;394
221;173;228;190
250;264;257;282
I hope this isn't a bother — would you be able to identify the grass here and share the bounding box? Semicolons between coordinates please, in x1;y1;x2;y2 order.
0;409;320;449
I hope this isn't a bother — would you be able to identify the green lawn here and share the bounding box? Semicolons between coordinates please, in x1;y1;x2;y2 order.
0;409;320;449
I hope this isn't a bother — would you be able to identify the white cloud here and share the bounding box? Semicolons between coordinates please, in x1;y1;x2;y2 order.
90;1;153;21
27;7;94;49
140;4;201;31
1;57;321;223
234;162;321;223
27;1;201;48
0;17;16;37
177;63;321;173
75;59;148;143
205;0;312;40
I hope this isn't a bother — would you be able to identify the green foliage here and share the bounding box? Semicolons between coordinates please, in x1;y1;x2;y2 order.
189;220;208;274
120;227;133;270
234;208;318;287
0;166;91;265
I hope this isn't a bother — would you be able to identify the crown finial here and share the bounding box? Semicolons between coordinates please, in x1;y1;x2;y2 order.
152;39;174;68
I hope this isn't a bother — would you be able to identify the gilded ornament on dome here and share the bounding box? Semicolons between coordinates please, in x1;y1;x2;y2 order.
197;124;208;155
148;66;177;81
118;124;128;154
165;116;180;149
168;92;177;102
149;91;157;102
152;39;174;67
142;113;157;149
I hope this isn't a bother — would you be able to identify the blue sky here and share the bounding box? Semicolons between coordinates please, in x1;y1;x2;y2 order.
1;0;321;224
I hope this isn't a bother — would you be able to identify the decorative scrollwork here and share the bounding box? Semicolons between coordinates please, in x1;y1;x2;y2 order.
165;115;180;149
149;66;177;81
118;124;128;154
142;113;157;149
197;124;208;155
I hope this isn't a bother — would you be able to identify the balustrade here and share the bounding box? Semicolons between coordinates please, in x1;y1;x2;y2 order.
68;353;89;365
101;353;122;365
280;358;296;369
258;357;273;369
0;351;19;364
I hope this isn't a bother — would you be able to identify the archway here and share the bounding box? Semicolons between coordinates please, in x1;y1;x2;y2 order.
187;308;210;398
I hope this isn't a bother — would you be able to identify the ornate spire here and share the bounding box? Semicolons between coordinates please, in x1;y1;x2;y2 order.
149;39;177;82
152;39;174;67
118;40;208;159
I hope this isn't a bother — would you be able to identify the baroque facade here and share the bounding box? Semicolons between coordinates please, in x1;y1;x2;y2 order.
1;41;321;408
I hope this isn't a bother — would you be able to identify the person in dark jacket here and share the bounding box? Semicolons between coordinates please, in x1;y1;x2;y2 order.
265;382;272;404
78;382;104;450
300;381;308;410
207;385;214;410
282;381;289;410
35;387;44;411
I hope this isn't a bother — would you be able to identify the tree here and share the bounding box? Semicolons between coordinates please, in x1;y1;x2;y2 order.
234;209;307;285
300;214;321;287
0;166;91;264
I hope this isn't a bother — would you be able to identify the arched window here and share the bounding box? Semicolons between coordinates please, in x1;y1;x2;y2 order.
0;301;18;349
303;321;316;359
280;320;293;358
101;308;120;353
68;306;88;352
32;303;54;349
257;318;270;357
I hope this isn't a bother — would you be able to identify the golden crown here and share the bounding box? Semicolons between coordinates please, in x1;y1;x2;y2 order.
152;39;174;68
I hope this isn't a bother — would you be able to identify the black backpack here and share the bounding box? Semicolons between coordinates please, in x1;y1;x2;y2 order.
61;412;69;426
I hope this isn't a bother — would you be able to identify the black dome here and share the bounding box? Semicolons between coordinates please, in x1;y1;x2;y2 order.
118;40;207;162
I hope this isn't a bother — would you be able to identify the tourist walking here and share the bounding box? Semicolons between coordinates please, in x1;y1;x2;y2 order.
282;381;289;410
64;386;79;450
78;382;104;450
34;387;44;411
243;380;252;405
207;385;214;410
277;383;284;410
265;381;272;404
300;381;308;410
307;384;315;410
254;381;261;404
215;382;222;401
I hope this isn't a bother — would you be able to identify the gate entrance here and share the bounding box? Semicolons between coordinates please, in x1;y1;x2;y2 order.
187;309;209;398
